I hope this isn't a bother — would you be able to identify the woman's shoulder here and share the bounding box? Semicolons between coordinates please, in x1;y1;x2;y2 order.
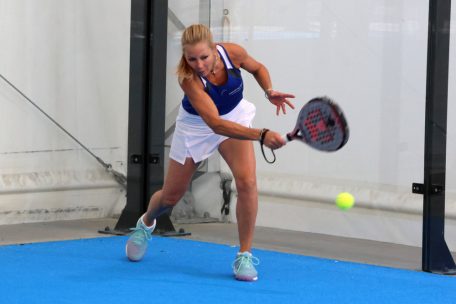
216;42;247;67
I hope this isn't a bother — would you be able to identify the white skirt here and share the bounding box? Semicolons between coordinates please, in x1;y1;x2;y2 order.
169;99;256;164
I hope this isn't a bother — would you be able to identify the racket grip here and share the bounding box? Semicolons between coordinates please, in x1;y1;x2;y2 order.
282;134;291;143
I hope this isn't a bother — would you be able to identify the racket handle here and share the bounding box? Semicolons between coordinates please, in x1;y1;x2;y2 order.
282;134;291;143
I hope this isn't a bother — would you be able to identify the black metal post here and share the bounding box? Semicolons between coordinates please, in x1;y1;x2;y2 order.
101;0;189;237
146;0;179;235
108;0;153;233
422;0;455;274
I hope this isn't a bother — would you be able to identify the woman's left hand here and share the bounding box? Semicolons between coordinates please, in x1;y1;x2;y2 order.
266;90;296;115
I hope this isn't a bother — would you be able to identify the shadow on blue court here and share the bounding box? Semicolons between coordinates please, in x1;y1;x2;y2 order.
1;236;455;303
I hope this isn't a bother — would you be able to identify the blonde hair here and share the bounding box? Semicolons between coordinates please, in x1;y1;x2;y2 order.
177;24;215;81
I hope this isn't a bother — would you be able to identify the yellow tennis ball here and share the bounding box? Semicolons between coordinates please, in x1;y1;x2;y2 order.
335;192;355;210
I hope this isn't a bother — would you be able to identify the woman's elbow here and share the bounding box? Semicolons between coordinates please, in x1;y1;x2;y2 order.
206;119;224;135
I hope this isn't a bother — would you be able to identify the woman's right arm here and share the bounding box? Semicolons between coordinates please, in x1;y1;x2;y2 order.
179;77;285;149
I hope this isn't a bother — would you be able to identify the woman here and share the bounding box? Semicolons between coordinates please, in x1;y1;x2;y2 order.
126;24;295;282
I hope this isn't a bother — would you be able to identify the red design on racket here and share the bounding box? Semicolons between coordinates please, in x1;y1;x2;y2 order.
261;96;349;163
285;96;349;151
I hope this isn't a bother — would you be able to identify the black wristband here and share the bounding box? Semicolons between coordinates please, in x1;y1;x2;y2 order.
259;128;276;164
260;128;269;145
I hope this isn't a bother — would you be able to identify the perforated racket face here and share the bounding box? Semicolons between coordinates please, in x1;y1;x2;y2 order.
294;97;349;151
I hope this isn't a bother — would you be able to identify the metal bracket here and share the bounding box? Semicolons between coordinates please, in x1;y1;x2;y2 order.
412;183;444;194
130;154;143;164
149;153;160;164
412;183;424;194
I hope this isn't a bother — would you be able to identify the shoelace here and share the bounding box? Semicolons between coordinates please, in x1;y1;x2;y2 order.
129;227;152;242
232;254;260;273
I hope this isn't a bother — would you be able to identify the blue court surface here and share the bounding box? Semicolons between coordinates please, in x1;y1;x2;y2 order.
1;236;455;304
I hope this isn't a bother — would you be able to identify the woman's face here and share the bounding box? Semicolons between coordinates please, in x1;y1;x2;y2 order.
183;42;215;77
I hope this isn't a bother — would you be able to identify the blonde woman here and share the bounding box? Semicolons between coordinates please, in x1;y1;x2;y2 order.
126;24;295;282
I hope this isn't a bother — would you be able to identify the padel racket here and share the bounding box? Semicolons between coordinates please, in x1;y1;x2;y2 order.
285;96;349;150
261;96;349;163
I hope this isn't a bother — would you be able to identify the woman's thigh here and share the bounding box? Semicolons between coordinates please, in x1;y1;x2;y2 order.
162;158;198;201
218;138;257;188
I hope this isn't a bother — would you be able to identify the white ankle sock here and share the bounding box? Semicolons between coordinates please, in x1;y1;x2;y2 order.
139;215;156;230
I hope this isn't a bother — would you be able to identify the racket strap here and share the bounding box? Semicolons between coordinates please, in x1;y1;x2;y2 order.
259;129;276;164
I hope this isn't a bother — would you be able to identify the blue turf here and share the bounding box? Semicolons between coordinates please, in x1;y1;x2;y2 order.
1;236;455;303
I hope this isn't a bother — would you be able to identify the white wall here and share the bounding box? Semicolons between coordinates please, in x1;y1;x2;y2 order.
0;0;130;224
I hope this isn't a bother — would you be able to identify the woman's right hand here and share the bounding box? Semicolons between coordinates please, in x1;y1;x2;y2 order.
262;130;286;150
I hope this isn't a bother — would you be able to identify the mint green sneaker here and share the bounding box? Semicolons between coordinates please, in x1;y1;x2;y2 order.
125;216;156;262
232;251;260;281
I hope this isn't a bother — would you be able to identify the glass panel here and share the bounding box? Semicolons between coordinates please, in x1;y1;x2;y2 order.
217;0;429;248
165;1;455;254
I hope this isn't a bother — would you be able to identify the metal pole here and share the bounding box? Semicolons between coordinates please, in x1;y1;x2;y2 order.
422;0;455;274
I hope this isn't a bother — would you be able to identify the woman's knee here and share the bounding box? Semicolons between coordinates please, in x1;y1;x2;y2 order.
235;176;257;195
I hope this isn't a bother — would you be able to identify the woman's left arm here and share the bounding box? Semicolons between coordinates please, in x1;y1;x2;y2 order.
224;43;296;115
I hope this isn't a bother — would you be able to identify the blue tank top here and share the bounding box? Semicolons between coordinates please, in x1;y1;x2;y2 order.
182;44;243;115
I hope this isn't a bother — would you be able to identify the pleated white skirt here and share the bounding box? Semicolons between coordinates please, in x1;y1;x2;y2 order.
169;99;256;164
